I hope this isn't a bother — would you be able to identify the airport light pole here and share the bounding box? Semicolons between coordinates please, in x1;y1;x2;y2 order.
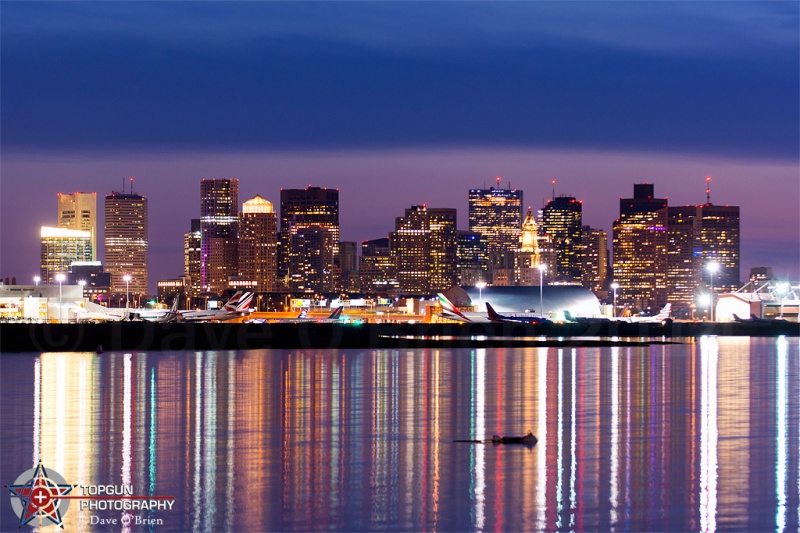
538;264;547;318
123;274;132;309
476;281;486;310
55;273;65;323
611;282;619;317
706;262;719;321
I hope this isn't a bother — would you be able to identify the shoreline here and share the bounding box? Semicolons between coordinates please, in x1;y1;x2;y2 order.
1;321;797;352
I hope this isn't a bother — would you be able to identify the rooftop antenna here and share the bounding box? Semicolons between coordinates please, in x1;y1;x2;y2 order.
551;180;556;201
122;177;125;194
130;177;134;194
705;175;711;205
496;175;501;189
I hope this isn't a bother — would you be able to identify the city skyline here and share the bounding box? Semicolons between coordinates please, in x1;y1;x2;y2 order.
1;2;798;286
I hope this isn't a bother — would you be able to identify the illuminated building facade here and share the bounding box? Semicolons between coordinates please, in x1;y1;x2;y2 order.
515;207;542;286
104;190;148;294
57;191;97;260
613;183;668;309
697;204;740;293
289;226;335;293
391;205;457;294
183;219;202;296
457;231;488;285
359;238;397;293
579;225;608;292
280;187;339;294
667;206;701;311
540;196;583;282
339;241;359;291
667;202;740;311
238;195;278;291
468;181;522;270
40;226;92;284
201;179;239;294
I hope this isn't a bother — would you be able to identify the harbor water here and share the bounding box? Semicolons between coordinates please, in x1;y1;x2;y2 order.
1;337;798;531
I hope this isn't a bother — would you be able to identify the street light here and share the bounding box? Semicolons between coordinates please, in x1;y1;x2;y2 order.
55;273;66;323
123;275;132;308
610;282;620;317
538;264;547;318
34;276;40;286
706;262;720;321
475;281;487;310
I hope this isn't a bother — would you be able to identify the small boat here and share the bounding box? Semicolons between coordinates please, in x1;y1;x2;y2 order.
491;430;537;445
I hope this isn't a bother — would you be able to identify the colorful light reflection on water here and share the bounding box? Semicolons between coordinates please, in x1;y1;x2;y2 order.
1;337;798;531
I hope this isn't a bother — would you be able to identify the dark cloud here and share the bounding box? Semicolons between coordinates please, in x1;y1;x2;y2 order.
1;2;797;159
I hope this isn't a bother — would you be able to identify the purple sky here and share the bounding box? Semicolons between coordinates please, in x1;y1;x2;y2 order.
1;2;798;290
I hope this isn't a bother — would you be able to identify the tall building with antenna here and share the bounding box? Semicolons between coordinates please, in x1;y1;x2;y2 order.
104;178;148;295
540;195;583;282
468;177;523;273
667;176;740;314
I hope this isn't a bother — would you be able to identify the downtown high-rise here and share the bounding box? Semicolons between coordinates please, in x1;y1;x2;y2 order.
104;188;148;295
238;195;278;292
57;192;97;261
280;187;339;294
468;180;522;271
201;179;239;294
613;184;668;310
391;205;458;294
540;196;583;282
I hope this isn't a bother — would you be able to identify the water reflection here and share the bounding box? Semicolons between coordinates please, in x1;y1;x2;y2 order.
1;338;798;531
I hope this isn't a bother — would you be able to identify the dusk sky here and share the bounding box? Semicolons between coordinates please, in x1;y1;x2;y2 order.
1;2;798;290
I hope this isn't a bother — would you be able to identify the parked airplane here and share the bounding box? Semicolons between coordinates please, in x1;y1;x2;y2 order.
562;310;610;324
437;293;548;323
611;303;672;324
179;291;254;322
144;296;182;323
732;313;787;325
258;306;345;324
486;302;551;325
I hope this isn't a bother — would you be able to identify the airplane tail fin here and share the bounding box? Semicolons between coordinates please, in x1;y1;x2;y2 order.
222;291;244;311
298;310;308;319
657;303;672;318
235;293;254;312
328;306;344;320
485;302;503;323
563;310;576;322
437;293;471;322
171;294;180;312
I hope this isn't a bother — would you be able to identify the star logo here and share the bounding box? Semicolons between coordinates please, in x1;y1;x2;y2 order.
6;462;75;529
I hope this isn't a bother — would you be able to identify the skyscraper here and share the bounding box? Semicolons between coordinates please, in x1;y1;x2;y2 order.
579;226;608;292
667;201;740;312
613;184;668;310
457;231;488;285
540;196;583;282
104;189;148;295
184;219;202;297
468;179;522;269
40;227;92;284
238;195;278;292
359;238;396;294
391;205;458;294
57;192;97;260
201;179;239;294
280;187;339;293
